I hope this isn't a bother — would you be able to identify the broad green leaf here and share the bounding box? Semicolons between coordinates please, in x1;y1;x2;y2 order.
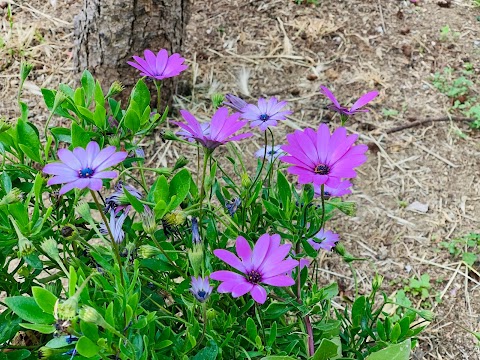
3;349;30;360
1;172;12;193
151;175;169;203
390;323;401;343
365;339;411;360
50;127;71;143
277;171;291;210
311;338;339;360
167;168;191;212
192;340;218;360
94;80;104;106
4;296;54;324
93;104;107;130
76;336;100;358
45;335;75;349
123;186;144;213
71;122;92;148
246;317;257;341
261;357;297;360
41;88;74;119
32;286;57;314
19;323;55;334
131;79;150;112
81;70;95;106
267;321;277;347
124;106;140;133
264;302;289;319
16;119;41;162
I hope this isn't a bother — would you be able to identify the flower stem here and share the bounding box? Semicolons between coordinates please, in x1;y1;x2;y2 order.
320;184;326;228
198;148;211;235
150;235;187;278
154;80;162;113
90;190;125;287
251;130;268;187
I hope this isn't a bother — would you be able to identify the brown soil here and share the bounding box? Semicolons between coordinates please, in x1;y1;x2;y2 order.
2;0;480;358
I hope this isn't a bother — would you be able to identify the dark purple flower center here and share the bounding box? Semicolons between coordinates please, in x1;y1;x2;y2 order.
78;168;94;178
246;270;262;284
314;164;330;175
259;114;270;122
197;290;207;299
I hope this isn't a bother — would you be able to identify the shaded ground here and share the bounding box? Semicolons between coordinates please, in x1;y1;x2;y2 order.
2;0;480;358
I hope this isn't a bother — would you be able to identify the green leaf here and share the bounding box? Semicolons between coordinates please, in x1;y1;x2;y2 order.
81;70;95;106
4;296;54;324
93;104;107;130
16;119;41;162
264;302;289;320
376;320;386;341
131;79;151;112
390;323;401;343
246;317;257;341
167;169;191;212
462;252;477;266
76;336;101;358
124;106;140;133
32;286;57;314
365;339;411;360
261;357;297;360
94;80;105;106
123;186;144;213
3;349;30;360
151;176;169;204
192;340;218;360
311;338;339;360
302;238;318;258
267;321;277;347
277;171;291;210
71;122;92;148
50;127;71;143
1;172;12;193
45;335;74;349
19;323;55;334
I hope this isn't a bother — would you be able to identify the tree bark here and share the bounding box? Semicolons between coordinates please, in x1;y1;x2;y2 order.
73;0;190;104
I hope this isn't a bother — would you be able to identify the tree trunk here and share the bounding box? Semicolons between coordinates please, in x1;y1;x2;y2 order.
73;0;190;105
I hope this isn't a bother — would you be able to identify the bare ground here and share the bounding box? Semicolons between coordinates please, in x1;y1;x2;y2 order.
2;0;480;358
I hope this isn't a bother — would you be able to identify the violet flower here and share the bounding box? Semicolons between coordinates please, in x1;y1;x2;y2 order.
254;145;284;163
223;94;249;112
210;234;298;304
280;124;368;188
127;49;188;80
191;217;201;245
320;86;378;116
307;229;339;252
241;97;292;131
314;180;352;199
171;107;253;150
99;209;128;243
225;197;241;217
189;276;213;303
105;181;143;214
43;142;127;196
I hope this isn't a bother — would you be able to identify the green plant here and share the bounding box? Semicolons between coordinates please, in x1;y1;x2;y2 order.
440;233;480;266
404;274;431;301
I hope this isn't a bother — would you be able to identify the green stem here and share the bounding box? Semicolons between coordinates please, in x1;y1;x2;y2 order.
320;184;326;228
250;131;268;187
154;80;162;112
348;262;359;298
90;190;125;288
198;149;211;234
150;235;187;278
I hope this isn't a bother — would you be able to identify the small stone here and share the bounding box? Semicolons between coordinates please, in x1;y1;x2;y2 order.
406;201;429;213
0;2;7;9
307;74;318;81
474;40;480;48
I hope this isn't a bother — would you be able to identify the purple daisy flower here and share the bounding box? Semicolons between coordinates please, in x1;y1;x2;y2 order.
241;97;293;131
43;142;127;196
99;208;128;243
189;276;213;303
280;124;368;188
254;145;284;163
127;49;188;80
320;86;378;116
223;94;249;112
307;229;339;252
105;181;143;214
210;234;298;304
314;180;353;199
171;107;253;150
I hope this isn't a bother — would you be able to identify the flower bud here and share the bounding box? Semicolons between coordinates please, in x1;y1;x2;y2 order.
206;308;217;321
17;265;30;277
372;274;384;291
334;201;357;216
109;133;121;147
61;224;82;242
141;206;156;236
41;238;60;262
9;215;34;257
334;243;347;256
38;346;56;358
107;81;125;97
164;210;186;227
56;297;78;320
161;130;181;141
0;118;11;134
211;93;225;109
53;90;67;109
20;61;33;83
241;172;251;188
191;217;201;245
138;245;161;259
188;246;204;277
0;188;22;205
79;306;104;325
173;155;189;171
75;201;94;223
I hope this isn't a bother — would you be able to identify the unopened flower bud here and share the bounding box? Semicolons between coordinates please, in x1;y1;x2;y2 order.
241;172;251;188
79;306;104;325
334;201;357;216
173;155;189;171
141;206;156;235
75;201;93;223
191;217;201;245
206;308;217;320
41;238;60;262
0;188;22;205
188;246;204;277
17;265;30;277
53;90;67;109
372;274;384;291
9;215;34;257
0;118;11;134
164;210;186;227
38;346;56;358
56;297;78;320
161;130;181;141
334;243;347;256
138;245;161;259
20;61;33;82
109;133;121;147
107;81;125;97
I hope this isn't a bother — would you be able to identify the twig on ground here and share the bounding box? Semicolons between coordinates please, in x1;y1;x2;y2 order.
383;117;473;134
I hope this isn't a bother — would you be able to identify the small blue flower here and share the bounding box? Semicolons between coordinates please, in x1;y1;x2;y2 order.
191;217;201;245
190;276;213;302
225;197;241;217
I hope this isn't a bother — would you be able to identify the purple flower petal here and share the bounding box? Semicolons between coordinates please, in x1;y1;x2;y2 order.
349;91;379;112
213;249;246;273
250;285;267;304
57;149;82;170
